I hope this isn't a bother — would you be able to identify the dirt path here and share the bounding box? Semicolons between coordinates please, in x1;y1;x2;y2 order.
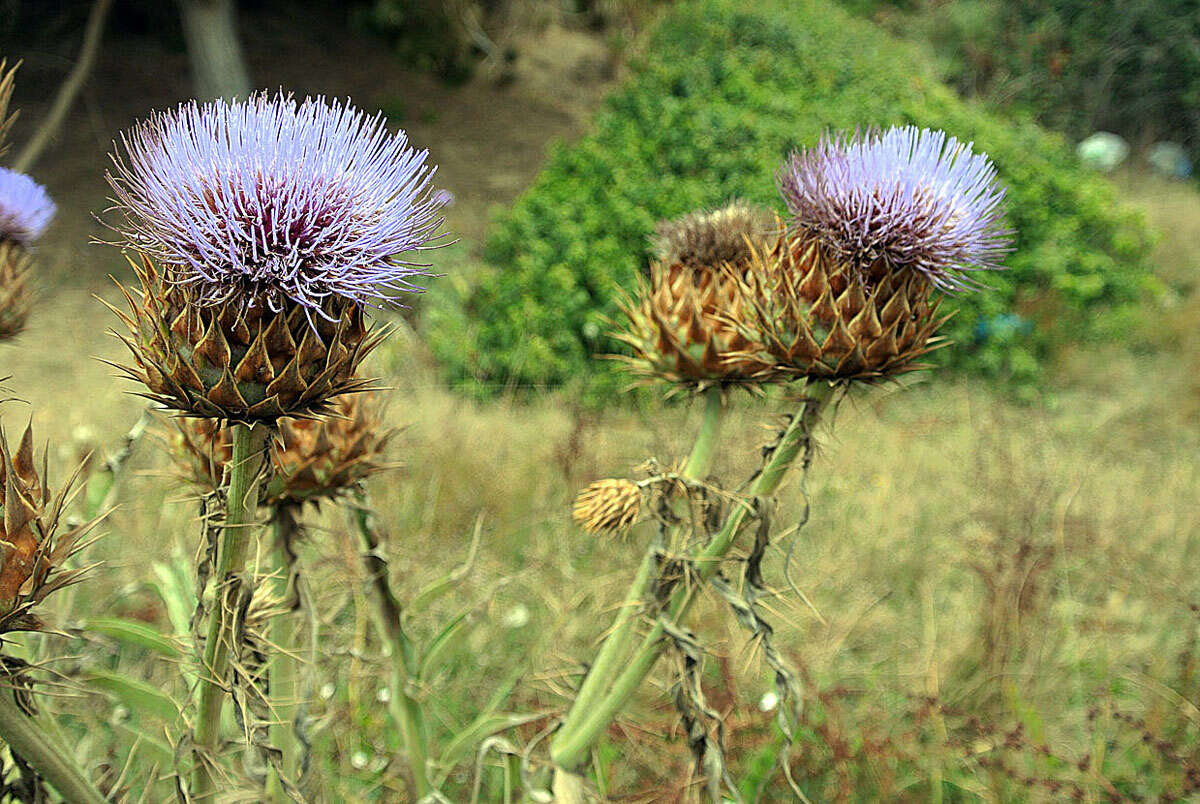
0;10;619;447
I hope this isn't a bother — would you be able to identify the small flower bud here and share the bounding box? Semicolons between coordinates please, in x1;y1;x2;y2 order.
572;478;642;536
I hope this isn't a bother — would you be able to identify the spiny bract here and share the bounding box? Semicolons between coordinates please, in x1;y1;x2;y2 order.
0;242;31;341
727;235;950;380
617;200;781;391
0;421;96;632
171;392;394;506
0;59;16;156
108;256;383;421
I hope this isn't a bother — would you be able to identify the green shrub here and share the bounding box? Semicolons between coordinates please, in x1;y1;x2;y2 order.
426;0;1156;400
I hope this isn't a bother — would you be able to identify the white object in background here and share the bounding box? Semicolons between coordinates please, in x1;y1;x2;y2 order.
1076;132;1130;172
758;690;780;712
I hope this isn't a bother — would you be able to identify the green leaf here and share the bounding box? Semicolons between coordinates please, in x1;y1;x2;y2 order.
112;721;175;767
417;611;472;681
406;516;484;619
437;712;547;774
80;618;182;660
84;671;180;723
149;558;195;638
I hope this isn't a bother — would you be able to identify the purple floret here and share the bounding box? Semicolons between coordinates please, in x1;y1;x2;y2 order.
0;168;55;245
779;126;1011;290
107;92;450;313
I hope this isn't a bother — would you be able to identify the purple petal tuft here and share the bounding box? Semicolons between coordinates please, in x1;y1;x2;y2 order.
106;92;451;312
778;126;1012;289
0;168;55;244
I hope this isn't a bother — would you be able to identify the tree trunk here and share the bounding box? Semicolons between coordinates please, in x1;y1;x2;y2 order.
177;0;251;100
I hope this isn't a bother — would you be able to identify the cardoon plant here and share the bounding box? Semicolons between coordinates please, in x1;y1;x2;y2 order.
549;126;1010;798
170;390;397;797
0;418;107;803
103;91;448;798
0;168;55;340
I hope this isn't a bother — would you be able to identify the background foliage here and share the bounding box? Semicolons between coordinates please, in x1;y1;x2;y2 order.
843;0;1200;167
426;0;1157;401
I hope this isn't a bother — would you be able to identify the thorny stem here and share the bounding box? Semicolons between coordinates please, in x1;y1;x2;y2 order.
351;489;433;799
266;504;301;803
193;422;270;800
550;386;726;771
0;689;106;804
550;381;835;772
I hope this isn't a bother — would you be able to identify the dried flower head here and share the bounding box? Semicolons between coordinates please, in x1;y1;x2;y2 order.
171;392;395;506
106;91;450;314
778;126;1010;290
573;478;642;536
0;421;97;632
651;200;777;271
0;168;55;246
618;201;781;391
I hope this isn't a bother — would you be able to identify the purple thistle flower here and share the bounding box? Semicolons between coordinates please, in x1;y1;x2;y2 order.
778;126;1011;290
106;92;450;314
0;168;55;245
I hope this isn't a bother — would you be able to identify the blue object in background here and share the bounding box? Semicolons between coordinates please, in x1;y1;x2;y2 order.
1147;142;1193;179
974;313;1033;343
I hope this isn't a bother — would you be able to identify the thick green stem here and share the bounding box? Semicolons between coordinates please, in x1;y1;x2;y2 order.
0;690;106;804
550;387;726;766
352;491;432;799
193;422;270;800
551;382;835;771
682;386;725;479
266;505;301;802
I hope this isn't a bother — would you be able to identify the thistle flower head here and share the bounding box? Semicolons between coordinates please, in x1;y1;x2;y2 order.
617;202;782;391
0;168;55;245
106;91;450;314
778;126;1010;289
651;200;778;270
